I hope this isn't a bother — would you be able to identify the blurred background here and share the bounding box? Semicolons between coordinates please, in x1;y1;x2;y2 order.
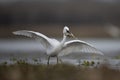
0;1;120;80
0;0;120;38
0;0;120;61
0;0;120;37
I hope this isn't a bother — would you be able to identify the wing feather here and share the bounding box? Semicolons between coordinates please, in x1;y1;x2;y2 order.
13;30;60;50
59;40;103;56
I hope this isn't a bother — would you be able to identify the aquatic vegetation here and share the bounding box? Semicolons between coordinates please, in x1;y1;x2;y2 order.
16;59;28;65
10;57;17;61
82;60;90;66
32;58;38;62
81;60;96;67
115;55;120;59
1;61;7;65
91;61;95;66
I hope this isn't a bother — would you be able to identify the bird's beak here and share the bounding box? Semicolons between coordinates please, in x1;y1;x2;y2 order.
69;32;76;38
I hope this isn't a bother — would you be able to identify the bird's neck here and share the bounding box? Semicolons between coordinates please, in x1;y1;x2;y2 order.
61;35;67;45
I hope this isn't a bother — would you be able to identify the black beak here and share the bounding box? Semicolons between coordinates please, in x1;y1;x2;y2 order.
68;31;75;38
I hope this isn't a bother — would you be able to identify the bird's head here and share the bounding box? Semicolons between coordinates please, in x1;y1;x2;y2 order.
63;26;75;38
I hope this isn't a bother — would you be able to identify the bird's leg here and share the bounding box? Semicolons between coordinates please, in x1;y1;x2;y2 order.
47;56;50;65
56;56;62;64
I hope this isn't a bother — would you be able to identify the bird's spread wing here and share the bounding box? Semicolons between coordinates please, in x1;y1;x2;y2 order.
58;40;103;57
13;30;60;50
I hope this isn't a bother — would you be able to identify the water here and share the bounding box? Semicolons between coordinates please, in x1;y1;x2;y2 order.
0;38;120;69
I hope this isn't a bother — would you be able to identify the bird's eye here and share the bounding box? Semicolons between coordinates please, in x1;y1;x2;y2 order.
67;30;70;33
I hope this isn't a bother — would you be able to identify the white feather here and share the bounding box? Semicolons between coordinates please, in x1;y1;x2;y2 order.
58;40;103;56
13;30;60;52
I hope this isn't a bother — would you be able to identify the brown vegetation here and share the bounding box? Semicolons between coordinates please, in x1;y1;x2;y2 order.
0;64;120;80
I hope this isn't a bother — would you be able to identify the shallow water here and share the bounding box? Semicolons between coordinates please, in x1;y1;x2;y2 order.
0;38;120;56
0;38;120;69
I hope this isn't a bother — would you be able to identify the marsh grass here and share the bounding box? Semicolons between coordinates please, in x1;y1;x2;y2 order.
0;63;120;80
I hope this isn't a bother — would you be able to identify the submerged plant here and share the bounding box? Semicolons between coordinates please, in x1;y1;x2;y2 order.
10;57;17;62
1;61;7;65
16;59;28;65
81;60;96;67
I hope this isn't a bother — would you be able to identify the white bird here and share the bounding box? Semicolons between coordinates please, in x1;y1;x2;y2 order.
13;26;103;65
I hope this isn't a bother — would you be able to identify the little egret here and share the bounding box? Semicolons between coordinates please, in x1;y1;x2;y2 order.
13;26;103;65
